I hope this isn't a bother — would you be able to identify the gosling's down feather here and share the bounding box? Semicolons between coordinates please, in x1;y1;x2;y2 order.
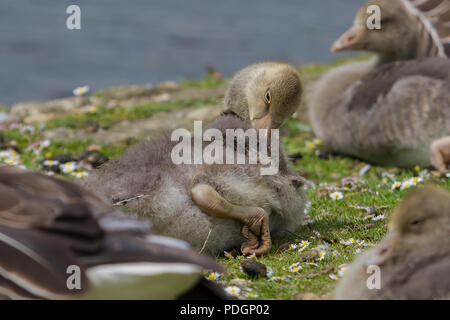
0;165;224;300
85;115;307;255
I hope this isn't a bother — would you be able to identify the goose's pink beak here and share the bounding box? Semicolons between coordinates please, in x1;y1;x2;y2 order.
331;25;366;52
253;114;273;138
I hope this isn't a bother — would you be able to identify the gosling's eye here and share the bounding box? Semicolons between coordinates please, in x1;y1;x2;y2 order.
382;18;392;25
264;89;271;104
409;217;426;231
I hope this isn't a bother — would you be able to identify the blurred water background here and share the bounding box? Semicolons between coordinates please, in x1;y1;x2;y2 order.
0;0;365;105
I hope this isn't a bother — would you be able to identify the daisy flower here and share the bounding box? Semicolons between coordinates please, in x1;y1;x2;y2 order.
356;240;367;246
298;240;311;252
60;162;77;174
330;191;344;201
313;139;322;147
338;265;349;277
73;86;90;96
225;286;241;297
340;239;357;245
288;263;302;273
391;181;401;190
401;180;412;190
308;262;319;267
42;159;59;167
246;292;259;298
317;251;326;261
410;177;423;186
446;173;450;178
306;141;315;149
5;158;20;166
371;214;386;221
0;150;16;159
207;272;221;280
224;251;233;259
300;240;311;248
288;244;298;251
329;274;338;280
72;171;89;179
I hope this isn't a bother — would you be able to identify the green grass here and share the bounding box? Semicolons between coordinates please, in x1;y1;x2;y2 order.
213;126;449;299
180;73;227;89
1;55;449;300
44;98;219;130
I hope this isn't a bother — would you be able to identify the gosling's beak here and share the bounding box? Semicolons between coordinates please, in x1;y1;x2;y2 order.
364;231;398;267
331;25;366;52
253;114;273;138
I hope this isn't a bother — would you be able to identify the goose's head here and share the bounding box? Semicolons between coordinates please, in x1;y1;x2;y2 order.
225;63;302;132
331;0;433;60
365;186;450;266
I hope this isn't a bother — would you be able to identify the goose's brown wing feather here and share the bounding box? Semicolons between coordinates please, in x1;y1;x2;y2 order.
0;224;94;298
348;56;450;111
0;274;41;300
0;165;223;299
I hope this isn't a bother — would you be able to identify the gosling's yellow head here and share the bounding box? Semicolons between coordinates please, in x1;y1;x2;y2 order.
224;62;303;132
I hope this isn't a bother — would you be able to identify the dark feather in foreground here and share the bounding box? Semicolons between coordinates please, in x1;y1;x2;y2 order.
0;165;224;300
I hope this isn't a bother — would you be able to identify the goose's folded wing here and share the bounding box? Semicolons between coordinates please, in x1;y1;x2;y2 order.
0;166;104;298
0;224;94;298
348;57;450;111
0;274;41;300
0;166;224;299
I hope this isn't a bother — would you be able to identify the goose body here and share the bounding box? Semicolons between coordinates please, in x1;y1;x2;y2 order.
85;115;307;256
334;186;450;300
310;0;450;167
0;165;224;300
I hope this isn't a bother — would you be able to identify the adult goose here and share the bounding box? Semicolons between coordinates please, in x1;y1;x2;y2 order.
309;0;450;169
85;63;307;257
0;165;225;300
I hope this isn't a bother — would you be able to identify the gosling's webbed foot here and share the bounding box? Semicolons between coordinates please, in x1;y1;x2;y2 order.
240;207;271;256
191;184;272;256
430;137;450;173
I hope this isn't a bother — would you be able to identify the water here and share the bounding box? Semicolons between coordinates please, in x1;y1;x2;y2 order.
0;0;365;105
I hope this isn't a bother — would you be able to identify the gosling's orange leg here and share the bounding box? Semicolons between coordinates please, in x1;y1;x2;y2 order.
430;136;450;173
191;184;271;256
